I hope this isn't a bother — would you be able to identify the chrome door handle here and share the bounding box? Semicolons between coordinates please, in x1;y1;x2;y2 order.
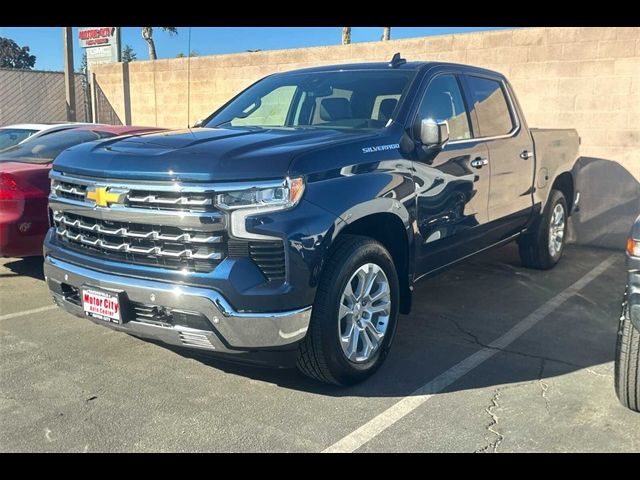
520;150;533;160
470;157;489;169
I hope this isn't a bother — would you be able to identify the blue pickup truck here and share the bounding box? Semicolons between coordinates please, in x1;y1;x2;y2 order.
44;55;580;385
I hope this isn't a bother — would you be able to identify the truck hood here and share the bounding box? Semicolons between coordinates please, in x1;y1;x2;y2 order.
52;127;378;182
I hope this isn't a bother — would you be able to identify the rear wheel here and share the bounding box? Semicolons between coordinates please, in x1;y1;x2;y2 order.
519;189;567;270
615;290;640;412
297;235;399;386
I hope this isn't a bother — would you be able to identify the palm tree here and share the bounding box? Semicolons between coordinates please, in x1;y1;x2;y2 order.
342;27;351;45
382;27;391;41
141;27;177;60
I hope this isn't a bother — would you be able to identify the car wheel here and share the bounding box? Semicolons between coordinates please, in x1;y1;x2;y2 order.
615;288;640;412
297;234;400;386
519;189;568;270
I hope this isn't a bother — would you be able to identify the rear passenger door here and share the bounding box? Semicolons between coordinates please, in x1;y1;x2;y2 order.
463;74;535;239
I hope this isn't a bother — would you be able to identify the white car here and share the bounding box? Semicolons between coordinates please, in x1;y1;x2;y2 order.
0;123;94;152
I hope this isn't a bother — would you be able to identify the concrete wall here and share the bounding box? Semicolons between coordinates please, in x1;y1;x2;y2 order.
0;68;88;124
91;27;640;248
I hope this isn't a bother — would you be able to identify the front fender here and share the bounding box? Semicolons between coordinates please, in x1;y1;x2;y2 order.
303;169;415;240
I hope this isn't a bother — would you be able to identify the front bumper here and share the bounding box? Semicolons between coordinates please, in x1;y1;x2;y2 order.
44;255;312;354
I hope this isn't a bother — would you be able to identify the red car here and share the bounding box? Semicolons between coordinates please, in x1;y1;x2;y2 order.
0;125;164;257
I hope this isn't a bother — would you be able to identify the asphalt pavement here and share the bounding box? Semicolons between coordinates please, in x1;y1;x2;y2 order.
1;244;639;452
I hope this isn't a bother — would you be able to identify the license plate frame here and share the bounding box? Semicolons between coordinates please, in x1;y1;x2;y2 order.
81;286;124;324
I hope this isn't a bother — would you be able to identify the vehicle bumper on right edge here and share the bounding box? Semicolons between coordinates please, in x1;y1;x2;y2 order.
627;248;640;330
44;255;312;354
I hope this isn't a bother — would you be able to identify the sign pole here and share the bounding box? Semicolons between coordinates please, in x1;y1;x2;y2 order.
63;27;76;122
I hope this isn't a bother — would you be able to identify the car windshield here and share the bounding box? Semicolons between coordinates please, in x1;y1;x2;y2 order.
0;129;113;164
0;128;38;152
205;69;417;131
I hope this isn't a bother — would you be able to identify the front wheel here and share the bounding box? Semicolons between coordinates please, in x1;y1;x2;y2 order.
519;189;568;270
615;290;640;412
297;235;400;386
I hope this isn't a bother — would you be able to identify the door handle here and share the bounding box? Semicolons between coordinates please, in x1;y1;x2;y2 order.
520;150;533;160
470;157;489;169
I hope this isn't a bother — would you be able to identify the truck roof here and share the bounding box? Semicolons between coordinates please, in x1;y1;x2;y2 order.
277;60;507;80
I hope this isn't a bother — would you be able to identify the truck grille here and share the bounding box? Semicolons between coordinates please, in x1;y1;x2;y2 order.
52;179;216;212
53;212;224;273
49;172;287;281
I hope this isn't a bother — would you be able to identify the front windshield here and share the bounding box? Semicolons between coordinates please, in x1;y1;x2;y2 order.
0;129;114;164
0;128;37;152
205;69;417;131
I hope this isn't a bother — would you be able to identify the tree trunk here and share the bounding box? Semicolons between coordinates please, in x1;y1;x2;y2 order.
383;27;391;41
142;27;157;60
342;27;351;45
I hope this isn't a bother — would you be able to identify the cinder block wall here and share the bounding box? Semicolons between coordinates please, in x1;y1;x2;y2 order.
92;27;640;248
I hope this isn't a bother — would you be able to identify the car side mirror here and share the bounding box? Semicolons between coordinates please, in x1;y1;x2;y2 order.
419;119;450;147
191;119;204;128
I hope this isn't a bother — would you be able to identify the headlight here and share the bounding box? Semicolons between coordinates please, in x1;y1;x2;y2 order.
217;177;305;241
627;238;640;257
216;177;305;212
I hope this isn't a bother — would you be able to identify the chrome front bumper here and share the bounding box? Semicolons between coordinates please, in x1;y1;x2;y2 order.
44;255;311;354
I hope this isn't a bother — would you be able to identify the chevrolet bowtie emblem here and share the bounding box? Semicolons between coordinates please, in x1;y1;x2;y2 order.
86;187;128;207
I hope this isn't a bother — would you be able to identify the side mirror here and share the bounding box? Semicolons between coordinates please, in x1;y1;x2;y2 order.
419;119;449;147
191;119;204;128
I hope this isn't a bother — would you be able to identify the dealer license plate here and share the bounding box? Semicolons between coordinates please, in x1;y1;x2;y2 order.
82;287;122;324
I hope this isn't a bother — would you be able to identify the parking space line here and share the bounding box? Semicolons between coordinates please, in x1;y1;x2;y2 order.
0;305;57;322
323;255;617;453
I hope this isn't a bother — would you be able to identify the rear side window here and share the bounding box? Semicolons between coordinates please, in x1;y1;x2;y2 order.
466;76;515;137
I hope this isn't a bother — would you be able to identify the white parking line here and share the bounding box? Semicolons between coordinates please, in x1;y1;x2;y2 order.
323;255;617;453
0;305;57;322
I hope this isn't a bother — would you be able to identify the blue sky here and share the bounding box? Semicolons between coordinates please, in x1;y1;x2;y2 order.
0;27;513;72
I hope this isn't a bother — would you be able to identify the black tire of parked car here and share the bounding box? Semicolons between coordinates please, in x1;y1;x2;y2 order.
296;234;400;386
615;289;640;412
518;189;568;270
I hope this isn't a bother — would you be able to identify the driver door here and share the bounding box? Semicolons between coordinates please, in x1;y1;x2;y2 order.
413;72;492;277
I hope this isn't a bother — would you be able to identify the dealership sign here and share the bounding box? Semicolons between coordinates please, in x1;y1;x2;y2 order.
79;27;121;68
79;27;116;47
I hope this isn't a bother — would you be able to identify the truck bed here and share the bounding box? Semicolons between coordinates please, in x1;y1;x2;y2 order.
530;128;580;208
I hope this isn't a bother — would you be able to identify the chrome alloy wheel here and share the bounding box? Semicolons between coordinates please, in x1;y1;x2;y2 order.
549;203;566;257
338;263;391;363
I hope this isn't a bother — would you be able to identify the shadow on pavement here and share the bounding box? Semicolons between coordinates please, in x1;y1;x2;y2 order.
156;243;625;398
0;256;45;280
568;157;639;249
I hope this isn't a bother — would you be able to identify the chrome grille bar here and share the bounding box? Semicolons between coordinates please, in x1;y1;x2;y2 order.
127;194;213;206
55;227;222;260
53;213;221;244
53;184;86;196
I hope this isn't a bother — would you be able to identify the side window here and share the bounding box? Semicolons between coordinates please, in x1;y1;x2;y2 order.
231;85;297;127
417;74;471;141
466;76;515;137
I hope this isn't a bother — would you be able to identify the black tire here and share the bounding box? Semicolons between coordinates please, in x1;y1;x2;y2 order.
615;289;640;412
519;189;568;270
296;234;400;386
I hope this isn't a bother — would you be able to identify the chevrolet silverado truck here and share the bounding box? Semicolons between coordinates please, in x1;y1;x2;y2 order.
616;215;640;412
44;55;580;385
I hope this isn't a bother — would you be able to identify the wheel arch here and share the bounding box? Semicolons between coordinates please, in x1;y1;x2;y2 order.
333;210;414;314
551;171;575;215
